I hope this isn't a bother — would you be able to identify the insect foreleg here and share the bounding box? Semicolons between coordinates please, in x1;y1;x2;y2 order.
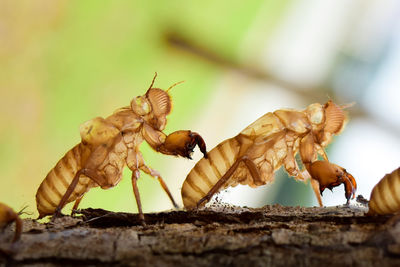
197;156;260;208
319;146;328;161
298;133;326;206
283;134;312;183
284;156;311;182
143;125;207;159
283;140;309;182
307;161;356;206
299;133;318;170
310;179;323;207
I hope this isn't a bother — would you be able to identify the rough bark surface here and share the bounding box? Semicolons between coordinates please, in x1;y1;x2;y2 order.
1;203;400;266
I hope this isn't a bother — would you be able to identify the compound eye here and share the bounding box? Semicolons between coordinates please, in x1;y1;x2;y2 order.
146;88;171;117
307;103;323;125
310;112;323;124
131;96;151;115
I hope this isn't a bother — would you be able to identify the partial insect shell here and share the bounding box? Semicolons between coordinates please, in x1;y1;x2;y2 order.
368;167;400;215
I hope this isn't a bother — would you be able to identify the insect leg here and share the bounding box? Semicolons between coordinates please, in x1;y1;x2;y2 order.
157;176;178;208
71;194;85;216
53;168;109;219
299;133;325;206
131;170;145;224
300;133;317;170
283;145;322;205
147;129;208;159
140;165;178;208
197;156;260;207
285;157;311;182
283;141;309;182
310;179;323;207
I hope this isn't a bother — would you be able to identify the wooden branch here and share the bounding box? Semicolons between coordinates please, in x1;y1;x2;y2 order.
1;204;400;266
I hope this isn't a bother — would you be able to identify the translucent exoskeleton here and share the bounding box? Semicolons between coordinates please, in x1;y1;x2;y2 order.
181;101;357;209
368;167;400;216
36;73;207;222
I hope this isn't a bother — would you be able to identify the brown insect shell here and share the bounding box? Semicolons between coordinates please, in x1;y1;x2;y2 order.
0;203;22;242
368;168;400;215
0;203;15;228
181;100;350;210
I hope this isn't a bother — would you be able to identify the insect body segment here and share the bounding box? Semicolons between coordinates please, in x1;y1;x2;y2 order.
368;167;400;215
36;74;207;221
182;101;356;209
36;144;94;217
0;203;22;243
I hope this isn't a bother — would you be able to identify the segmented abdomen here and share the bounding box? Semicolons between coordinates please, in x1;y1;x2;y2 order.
181;137;242;209
368;167;400;215
181;112;288;209
36;144;96;218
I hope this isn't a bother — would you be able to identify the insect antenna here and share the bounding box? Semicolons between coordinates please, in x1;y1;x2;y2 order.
339;102;356;110
325;93;355;110
148;72;158;90
166;80;185;93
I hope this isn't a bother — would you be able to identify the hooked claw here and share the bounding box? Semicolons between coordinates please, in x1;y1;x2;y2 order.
190;132;208;159
162;130;207;159
307;160;357;204
343;172;357;204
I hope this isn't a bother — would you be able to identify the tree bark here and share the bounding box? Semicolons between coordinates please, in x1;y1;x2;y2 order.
1;204;400;266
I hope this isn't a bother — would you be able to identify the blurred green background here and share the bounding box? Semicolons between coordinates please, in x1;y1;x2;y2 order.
1;0;400;217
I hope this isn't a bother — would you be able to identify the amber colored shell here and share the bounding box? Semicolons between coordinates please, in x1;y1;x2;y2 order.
35;144;96;218
368;167;400;215
181;101;350;209
35;75;187;219
0;203;22;242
